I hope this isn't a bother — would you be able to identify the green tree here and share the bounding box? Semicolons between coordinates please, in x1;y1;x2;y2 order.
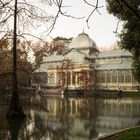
106;0;140;83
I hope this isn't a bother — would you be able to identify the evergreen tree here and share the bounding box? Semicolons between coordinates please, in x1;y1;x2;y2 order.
106;0;140;83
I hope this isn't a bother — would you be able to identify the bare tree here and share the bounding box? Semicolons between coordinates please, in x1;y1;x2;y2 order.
0;0;71;118
57;58;74;92
78;70;94;91
83;0;140;29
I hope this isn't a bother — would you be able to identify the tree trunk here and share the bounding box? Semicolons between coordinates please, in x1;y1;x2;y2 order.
6;0;25;118
7;117;25;140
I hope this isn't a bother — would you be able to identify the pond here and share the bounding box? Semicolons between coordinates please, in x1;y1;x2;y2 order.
0;97;140;140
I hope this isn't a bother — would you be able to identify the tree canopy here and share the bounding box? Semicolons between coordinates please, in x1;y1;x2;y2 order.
106;0;140;82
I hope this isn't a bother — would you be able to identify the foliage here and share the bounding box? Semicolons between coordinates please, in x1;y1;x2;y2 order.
57;59;74;90
132;57;140;83
0;40;33;89
106;0;140;82
0;40;12;89
0;41;49;96
78;70;94;90
50;37;72;55
30;41;49;70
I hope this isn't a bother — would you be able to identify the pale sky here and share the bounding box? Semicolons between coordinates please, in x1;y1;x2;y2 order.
1;0;122;48
48;0;122;48
0;0;123;62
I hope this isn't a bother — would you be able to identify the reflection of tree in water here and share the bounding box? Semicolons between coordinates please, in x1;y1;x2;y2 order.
33;112;74;140
0;107;10;140
7;117;25;140
0;105;25;140
0;97;99;139
0;101;73;140
33;113;47;139
56;98;99;139
2;97;140;139
83;98;99;139
58;114;74;140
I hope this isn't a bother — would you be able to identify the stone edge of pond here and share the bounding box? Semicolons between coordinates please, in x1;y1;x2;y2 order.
94;125;140;140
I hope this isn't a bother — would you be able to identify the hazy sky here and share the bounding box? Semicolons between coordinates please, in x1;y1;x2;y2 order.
27;0;122;48
47;0;122;48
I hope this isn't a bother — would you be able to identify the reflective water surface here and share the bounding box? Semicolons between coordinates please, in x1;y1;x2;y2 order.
0;97;140;140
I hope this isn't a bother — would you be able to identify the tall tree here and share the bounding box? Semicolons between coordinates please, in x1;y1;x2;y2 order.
0;0;63;117
106;0;140;83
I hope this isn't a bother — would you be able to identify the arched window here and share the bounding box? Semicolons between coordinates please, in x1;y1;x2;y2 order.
48;72;55;85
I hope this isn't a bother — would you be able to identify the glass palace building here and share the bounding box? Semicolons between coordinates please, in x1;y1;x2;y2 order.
33;32;138;91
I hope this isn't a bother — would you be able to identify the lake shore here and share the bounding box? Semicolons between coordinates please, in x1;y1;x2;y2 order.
97;125;140;140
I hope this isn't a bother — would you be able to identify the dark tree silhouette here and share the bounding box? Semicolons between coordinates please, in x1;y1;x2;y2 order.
6;0;25;118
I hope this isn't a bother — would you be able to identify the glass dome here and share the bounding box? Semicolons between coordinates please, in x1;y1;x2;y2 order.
66;50;86;64
69;32;97;49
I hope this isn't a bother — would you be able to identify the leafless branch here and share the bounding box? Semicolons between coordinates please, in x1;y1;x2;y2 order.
0;30;13;40
113;19;120;33
0;14;14;24
18;33;47;43
84;0;103;28
0;0;14;8
45;0;84;34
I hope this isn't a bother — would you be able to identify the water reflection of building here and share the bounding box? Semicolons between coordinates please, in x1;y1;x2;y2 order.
45;98;140;138
33;32;138;91
11;98;139;140
47;98;140;121
96;99;140;129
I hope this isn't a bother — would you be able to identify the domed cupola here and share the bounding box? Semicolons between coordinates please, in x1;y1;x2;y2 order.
65;32;98;64
69;32;97;51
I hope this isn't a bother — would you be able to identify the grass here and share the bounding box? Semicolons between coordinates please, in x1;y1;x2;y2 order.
123;91;140;98
101;126;140;140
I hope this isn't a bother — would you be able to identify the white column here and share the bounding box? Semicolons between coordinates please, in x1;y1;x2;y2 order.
54;71;57;86
124;70;126;83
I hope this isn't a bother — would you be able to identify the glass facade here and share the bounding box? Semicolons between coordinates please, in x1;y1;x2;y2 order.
95;56;138;89
112;70;117;83
97;69;137;85
96;57;121;64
